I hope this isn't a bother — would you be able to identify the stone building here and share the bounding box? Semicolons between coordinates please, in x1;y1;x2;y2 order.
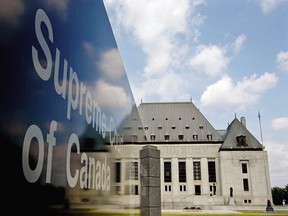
112;101;272;209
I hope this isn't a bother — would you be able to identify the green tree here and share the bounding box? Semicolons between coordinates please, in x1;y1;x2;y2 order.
272;185;288;205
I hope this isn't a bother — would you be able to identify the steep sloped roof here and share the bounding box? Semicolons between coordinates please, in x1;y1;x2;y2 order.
220;117;264;151
138;102;223;143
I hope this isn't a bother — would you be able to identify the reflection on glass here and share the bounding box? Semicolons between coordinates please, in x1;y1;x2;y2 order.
0;0;143;214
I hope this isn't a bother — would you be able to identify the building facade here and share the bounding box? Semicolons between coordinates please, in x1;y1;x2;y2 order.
112;102;272;209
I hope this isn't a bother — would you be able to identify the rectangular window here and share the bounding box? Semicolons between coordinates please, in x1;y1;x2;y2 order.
193;134;198;141
195;185;201;195
164;185;172;192
125;185;139;195
125;161;138;180
115;162;121;183
242;163;248;173
207;134;212;140
164;161;172;182
243;178;249;191
180;185;186;192
193;161;201;180
178;161;186;182
208;161;216;182
164;134;170;140
210;184;216;196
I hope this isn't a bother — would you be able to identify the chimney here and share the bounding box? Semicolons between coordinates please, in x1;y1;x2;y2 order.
240;116;246;127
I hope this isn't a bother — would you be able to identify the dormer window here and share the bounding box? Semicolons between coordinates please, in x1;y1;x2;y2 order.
236;135;248;147
193;134;198;141
185;125;190;129
172;125;176;129
164;134;170;141
144;126;148;130
199;125;203;129
151;134;156;140
178;134;184;140
207;134;212;140
158;125;162;130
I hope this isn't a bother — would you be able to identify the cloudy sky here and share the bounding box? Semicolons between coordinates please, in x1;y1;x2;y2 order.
103;0;288;188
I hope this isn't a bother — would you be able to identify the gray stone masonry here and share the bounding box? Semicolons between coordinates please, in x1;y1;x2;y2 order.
140;145;161;216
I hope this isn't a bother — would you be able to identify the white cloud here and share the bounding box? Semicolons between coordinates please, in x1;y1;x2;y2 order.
276;51;288;72
232;34;247;54
83;42;125;80
260;0;288;14
104;0;207;105
190;44;229;77
97;48;126;80
200;72;278;111
271;117;288;130
0;0;25;27
104;0;205;77
265;140;288;187
94;80;133;117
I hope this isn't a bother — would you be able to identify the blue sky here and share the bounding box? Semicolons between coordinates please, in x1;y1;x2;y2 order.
104;0;288;188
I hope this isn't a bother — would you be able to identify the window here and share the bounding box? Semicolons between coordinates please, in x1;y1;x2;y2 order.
185;125;190;129
195;185;201;195
199;125;203;129
243;178;249;191
180;185;186;192
144;126;148;130
125;161;138;180
242;163;248;173
178;134;184;140
125;185;139;195
164;162;172;182
193;161;201;180
158;126;162;130
172;125;176;129
236;135;248;147
210;183;216;196
165;185;171;191
207;134;212;140
164;134;170;141
193;134;198;141
150;134;156;140
178;161;186;182
115;162;121;183
208;161;216;182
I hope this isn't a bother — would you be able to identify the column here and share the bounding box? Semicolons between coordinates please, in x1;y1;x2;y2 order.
201;158;209;196
140;145;161;216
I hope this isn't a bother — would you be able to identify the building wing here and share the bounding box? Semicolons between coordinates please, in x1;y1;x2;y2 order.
220;117;264;150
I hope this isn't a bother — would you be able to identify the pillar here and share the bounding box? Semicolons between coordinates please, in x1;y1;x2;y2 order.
140;145;161;216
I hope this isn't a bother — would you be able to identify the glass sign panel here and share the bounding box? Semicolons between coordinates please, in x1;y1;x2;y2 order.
0;0;143;214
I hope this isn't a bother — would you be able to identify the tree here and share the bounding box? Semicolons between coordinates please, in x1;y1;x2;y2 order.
272;185;288;205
